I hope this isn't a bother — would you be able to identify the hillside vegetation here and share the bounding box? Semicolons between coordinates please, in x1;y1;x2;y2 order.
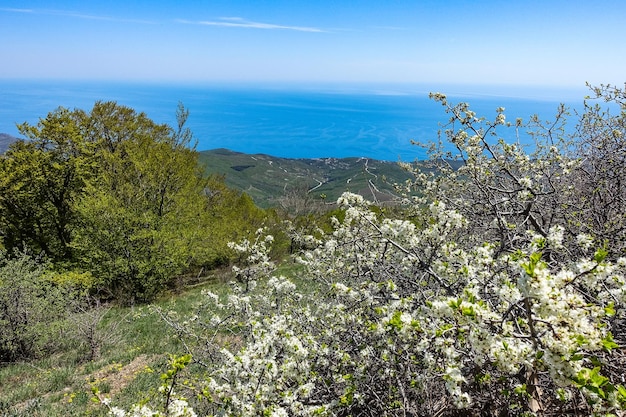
198;148;415;208
0;101;270;305
1;84;625;417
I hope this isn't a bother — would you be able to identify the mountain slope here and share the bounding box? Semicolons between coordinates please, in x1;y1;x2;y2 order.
198;149;415;208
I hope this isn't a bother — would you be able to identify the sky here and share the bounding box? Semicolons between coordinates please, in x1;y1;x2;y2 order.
0;0;625;90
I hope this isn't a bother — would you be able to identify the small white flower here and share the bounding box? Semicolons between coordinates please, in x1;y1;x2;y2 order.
109;407;126;417
547;225;564;248
518;176;532;188
576;234;594;250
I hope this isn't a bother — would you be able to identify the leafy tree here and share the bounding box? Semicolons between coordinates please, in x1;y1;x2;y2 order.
196;175;270;269
0;100;268;302
71;102;212;302
0;108;94;261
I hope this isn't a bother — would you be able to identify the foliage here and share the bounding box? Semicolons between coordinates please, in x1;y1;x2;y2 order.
69;102;210;302
0;109;95;261
0;101;269;303
0;251;70;361
197;176;269;270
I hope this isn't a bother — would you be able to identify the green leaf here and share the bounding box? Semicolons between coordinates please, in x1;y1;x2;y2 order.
601;333;619;352
594;248;608;263
387;311;403;331
522;252;543;277
530;252;542;264
617;385;626;405
604;302;616;317
461;306;476;318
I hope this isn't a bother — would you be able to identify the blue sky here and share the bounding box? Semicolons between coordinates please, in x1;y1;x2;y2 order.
1;0;624;90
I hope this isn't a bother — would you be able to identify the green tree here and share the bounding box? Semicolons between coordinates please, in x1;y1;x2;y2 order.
1;100;270;302
0;108;94;261
71;102;211;302
192;174;269;269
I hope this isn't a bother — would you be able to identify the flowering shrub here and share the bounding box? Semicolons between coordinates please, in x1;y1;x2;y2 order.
112;86;626;416
408;84;626;264
227;228;276;293
114;193;624;416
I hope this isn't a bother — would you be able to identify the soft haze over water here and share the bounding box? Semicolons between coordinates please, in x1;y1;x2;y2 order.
0;81;582;161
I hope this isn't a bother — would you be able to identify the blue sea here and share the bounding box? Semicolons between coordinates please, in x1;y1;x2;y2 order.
0;80;585;161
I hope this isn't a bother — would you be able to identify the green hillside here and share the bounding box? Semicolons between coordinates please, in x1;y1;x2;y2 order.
198;148;415;208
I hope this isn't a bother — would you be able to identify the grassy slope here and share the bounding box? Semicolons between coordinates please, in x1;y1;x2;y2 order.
198;148;415;208
0;269;235;416
0;263;308;416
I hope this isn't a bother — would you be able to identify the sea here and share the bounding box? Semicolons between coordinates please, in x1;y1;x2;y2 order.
0;80;586;161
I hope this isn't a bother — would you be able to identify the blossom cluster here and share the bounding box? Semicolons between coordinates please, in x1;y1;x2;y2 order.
105;398;196;417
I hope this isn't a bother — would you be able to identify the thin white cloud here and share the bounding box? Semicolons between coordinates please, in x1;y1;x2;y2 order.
0;7;155;24
0;8;34;13
179;17;326;33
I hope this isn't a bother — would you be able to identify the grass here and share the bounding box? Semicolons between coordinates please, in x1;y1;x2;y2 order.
0;268;239;416
0;260;313;416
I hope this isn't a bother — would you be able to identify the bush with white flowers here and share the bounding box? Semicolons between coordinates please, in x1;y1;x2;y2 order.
135;191;624;416
112;85;626;416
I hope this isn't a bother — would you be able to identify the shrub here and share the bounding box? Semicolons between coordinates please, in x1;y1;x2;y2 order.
171;197;623;416
408;84;626;262
0;252;70;361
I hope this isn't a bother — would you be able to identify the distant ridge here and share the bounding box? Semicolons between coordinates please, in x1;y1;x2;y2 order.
198;148;415;208
0;133;20;154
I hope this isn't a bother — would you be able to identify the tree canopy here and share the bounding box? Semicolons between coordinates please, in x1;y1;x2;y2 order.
0;101;268;302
